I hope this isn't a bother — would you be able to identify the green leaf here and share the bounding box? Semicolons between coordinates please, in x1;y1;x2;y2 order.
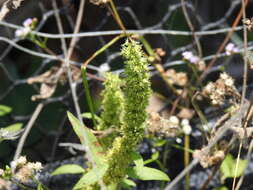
127;166;170;181
51;164;85;176
67;112;106;167
120;178;136;189
0;105;12;116
130;151;144;168
151;152;159;160
220;154;247;180
2;123;23;132
154;139;167;147
73;165;107;189
37;183;44;190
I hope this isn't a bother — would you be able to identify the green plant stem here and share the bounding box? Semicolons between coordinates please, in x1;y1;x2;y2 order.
83;34;125;67
170;143;194;153
81;66;97;126
108;0;126;32
184;134;190;190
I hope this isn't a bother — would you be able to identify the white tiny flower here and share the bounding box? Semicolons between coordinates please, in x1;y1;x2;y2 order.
22;27;31;36
176;138;182;144
99;63;110;73
225;78;234;87
169;116;179;125
189;56;199;64
182;51;193;60
23;18;33;27
183;124;192;135
181;119;189;126
15;29;23;38
10;161;17;170
204;83;214;94
15;27;31;38
225;43;234;51
33;162;43;171
225;43;239;55
16;156;27;165
220;72;229;80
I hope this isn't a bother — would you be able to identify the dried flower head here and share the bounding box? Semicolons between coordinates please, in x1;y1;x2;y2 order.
165;69;188;87
155;48;166;57
147;112;181;137
193;148;225;168
203;72;240;105
243;17;253;31
11;156;42;183
10;156;27;170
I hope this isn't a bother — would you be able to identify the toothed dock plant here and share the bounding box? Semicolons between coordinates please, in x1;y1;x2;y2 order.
103;39;151;185
54;39;169;190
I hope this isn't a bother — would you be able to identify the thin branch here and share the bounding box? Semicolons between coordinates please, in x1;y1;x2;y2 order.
14;103;44;160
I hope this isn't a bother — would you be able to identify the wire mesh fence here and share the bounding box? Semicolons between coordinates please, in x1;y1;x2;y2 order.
0;0;252;189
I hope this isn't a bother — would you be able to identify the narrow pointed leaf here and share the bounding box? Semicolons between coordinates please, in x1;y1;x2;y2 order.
0;105;12;116
130;151;144;168
73;165;107;189
51;164;85;176
3;123;23;132
127;166;170;181
67;112;106;167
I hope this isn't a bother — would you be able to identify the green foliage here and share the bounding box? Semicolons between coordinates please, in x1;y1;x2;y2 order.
96;73;124;148
0;105;12;116
103;39;151;185
121;39;151;144
67;112;106;168
57;39;168;189
127;166;170;181
73;166;108;190
3;123;23;133
98;73;123;131
0;106;23;142
220;154;247;181
120;178;136;189
51;164;85;176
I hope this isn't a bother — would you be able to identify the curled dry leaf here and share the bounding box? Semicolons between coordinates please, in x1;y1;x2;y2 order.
27;66;81;101
193;148;225;168
165;69;188;87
